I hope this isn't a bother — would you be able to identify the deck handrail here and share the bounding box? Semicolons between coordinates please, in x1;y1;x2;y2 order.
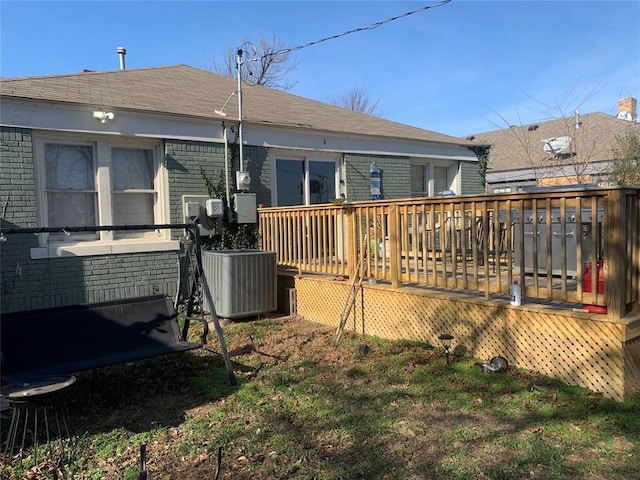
259;187;640;319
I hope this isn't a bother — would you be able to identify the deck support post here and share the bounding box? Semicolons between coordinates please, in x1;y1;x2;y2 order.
389;204;402;288
605;189;626;320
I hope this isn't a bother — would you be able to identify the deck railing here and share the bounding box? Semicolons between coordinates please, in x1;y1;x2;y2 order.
259;187;640;319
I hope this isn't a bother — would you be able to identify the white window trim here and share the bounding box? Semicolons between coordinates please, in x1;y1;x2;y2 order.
411;158;457;197
31;132;178;259
270;150;340;206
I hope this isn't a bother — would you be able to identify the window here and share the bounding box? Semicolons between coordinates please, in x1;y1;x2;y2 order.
276;159;304;206
45;144;98;241
33;134;174;257
410;162;451;197
275;156;338;206
411;163;429;197
111;148;156;238
434;166;450;195
308;160;336;204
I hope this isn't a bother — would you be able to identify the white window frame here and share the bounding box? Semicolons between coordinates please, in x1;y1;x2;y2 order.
31;132;177;258
271;151;340;206
410;159;453;197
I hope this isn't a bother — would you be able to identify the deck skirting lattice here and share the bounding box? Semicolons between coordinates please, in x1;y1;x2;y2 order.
292;275;639;402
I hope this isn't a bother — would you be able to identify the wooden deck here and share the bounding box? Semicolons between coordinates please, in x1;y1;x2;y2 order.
262;187;640;400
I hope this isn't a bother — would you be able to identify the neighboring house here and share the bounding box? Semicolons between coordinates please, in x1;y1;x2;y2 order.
468;97;640;192
0;64;481;313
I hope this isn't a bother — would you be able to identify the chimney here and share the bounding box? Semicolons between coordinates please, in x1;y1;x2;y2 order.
117;47;126;70
617;97;637;122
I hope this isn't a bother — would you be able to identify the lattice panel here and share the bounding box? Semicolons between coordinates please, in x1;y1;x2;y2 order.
294;276;636;401
625;336;640;398
296;278;351;329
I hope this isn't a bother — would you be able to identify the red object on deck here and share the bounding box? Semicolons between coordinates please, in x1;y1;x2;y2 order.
583;260;607;314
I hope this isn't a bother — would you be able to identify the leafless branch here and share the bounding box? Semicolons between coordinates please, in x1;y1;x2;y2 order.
329;87;382;116
209;33;298;91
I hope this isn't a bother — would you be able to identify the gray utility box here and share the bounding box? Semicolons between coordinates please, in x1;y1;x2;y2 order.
202;250;277;319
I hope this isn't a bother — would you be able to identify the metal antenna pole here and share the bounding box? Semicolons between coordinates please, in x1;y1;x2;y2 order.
236;48;244;172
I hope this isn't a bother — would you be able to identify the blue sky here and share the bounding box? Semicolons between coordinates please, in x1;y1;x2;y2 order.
1;0;638;136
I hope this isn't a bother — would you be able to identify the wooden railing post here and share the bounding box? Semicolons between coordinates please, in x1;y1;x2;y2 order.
389;203;402;288
345;206;357;280
604;188;626;319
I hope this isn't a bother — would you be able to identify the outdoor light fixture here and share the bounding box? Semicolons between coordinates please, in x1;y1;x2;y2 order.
92;111;114;124
214;91;236;117
438;333;454;365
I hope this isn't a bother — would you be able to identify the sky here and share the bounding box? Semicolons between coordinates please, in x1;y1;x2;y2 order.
1;0;638;137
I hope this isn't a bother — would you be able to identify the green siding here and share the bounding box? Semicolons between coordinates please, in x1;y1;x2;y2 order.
460;161;485;194
344;154;411;201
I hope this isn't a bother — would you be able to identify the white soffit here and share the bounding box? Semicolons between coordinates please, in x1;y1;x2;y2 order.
0;99;225;142
247;125;477;162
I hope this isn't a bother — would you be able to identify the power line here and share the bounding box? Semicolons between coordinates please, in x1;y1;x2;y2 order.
263;0;453;59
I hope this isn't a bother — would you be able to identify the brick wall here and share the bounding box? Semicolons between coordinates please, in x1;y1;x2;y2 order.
0;130;177;312
165;140;272;221
0;130;273;313
0;127;36;228
164;139;227;224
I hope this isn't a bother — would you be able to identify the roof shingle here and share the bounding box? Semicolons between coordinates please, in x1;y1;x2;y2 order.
1;64;472;147
468;112;640;173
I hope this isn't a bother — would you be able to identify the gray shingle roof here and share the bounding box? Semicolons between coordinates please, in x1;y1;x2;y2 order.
1;64;472;147
467;112;640;173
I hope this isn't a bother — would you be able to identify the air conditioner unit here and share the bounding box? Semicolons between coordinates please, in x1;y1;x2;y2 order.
202;250;277;319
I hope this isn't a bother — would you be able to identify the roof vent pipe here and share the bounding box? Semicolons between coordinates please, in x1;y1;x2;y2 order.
117;47;126;70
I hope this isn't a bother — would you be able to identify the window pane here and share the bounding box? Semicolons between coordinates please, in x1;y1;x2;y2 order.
113;193;155;225
45;144;94;189
112;148;154;190
276;159;304;206
411;165;426;195
434;166;449;195
309;161;335;204
48;192;96;227
45;144;96;230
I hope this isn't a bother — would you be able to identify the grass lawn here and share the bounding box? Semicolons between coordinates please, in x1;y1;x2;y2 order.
2;315;639;479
